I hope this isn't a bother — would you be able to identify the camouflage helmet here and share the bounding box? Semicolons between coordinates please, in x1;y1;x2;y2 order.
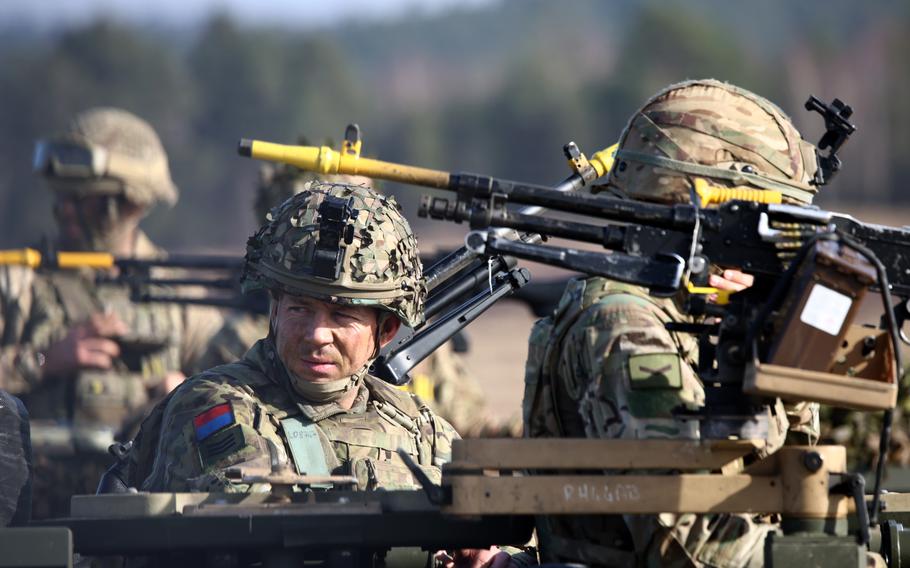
37;107;178;208
242;181;425;328
605;79;820;205
254;162;373;221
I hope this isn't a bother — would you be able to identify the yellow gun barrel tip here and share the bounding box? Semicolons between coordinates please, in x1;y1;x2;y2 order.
238;138;254;158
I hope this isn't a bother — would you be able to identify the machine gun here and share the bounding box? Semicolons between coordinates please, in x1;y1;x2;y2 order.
0;244;562;379
0;246;262;312
232;104;910;565
403;103;910;566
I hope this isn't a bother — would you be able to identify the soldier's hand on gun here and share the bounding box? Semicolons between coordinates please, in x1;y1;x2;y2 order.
707;269;754;302
436;547;514;568
709;269;754;291
42;311;128;376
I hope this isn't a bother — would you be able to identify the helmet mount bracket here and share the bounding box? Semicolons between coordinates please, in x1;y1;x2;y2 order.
312;195;356;280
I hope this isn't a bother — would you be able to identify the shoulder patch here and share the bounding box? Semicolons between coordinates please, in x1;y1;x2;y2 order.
628;353;682;389
194;403;235;441
198;424;246;469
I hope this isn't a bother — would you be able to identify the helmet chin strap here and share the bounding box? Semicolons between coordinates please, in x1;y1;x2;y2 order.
287;370;362;403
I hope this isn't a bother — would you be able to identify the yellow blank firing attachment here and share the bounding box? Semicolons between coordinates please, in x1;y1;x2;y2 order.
0;248;43;268
397;373;435;402
565;141;618;182
342;124;363;158
685;279;733;306
0;248;115;269
693;178;782;207
238;137;451;190
589;143;618;178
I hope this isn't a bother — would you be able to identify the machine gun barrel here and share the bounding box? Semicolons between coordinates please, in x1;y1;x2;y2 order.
239;133;616;295
239;138;452;189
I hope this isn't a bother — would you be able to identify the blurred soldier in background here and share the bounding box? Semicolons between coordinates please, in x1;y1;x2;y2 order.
196;161;509;438
524;80;823;567
0;108;223;518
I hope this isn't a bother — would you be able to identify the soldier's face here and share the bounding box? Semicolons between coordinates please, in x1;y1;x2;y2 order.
53;195;112;246
271;294;400;383
53;194;144;251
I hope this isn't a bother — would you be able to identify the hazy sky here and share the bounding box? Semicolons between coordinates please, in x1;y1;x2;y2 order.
0;0;496;30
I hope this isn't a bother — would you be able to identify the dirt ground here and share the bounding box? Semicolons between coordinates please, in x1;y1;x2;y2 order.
417;220;580;426
456;299;538;424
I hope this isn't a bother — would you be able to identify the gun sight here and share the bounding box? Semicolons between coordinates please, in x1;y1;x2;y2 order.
805;95;856;186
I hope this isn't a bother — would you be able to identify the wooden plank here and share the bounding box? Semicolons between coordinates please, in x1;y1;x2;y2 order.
445;474;782;515
448;439;763;470
744;362;896;411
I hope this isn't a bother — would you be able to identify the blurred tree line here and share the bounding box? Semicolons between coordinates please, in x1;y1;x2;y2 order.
0;0;908;252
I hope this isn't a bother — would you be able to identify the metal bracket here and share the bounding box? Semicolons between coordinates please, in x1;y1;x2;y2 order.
312;195;356;280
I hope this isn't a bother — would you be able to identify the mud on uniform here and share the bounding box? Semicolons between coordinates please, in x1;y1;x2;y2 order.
129;338;457;492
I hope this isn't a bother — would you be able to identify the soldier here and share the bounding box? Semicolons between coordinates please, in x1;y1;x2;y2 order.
0;108;223;518
523;80;823;567
196;163;503;438
126;182;460;492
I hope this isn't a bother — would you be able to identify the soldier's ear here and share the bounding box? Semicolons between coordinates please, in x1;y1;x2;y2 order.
377;313;401;348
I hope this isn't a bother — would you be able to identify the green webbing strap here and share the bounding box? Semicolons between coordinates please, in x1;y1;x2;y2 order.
632;113;695;163
648;110;796;176
280;417;331;478
616;149;817;204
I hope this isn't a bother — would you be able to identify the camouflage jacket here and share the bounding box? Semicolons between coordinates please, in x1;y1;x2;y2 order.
196;310;497;438
129;338;459;492
523;276;816;568
0;265;61;394
0;232;223;438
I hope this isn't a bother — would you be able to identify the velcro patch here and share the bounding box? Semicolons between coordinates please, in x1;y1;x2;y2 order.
198;424;246;469
194;403;235;441
628;353;683;389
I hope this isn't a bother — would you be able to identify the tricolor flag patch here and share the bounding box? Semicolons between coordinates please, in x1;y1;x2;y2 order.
193;403;235;441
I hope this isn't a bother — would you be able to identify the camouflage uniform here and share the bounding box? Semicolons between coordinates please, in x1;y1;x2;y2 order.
128;182;459;492
524;80;823;567
130;338;456;491
196;308;491;437
0;108;223;518
198;163;496;438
